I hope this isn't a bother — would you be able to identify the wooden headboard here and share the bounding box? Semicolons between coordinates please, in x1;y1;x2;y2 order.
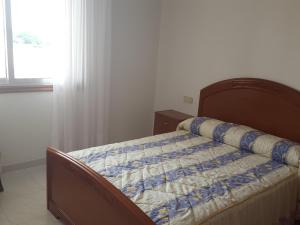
198;78;300;143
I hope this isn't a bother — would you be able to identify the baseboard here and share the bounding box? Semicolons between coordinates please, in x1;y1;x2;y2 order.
2;158;45;173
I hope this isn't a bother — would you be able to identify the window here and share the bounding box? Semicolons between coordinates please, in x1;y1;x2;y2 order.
0;0;64;92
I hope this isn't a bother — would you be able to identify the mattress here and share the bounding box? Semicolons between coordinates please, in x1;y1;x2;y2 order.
68;117;300;225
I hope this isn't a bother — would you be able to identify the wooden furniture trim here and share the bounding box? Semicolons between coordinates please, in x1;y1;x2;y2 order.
0;84;53;93
48;77;300;225
198;78;300;143
155;110;192;121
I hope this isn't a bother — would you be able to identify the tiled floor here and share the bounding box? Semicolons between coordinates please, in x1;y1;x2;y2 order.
0;165;63;225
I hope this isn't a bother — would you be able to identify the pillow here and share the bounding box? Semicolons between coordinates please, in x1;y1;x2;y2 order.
177;117;300;167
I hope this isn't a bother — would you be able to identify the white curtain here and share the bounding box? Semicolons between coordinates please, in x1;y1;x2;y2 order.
52;0;111;152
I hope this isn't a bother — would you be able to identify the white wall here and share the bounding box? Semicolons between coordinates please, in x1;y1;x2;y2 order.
109;0;161;142
155;0;300;116
0;92;52;167
0;0;161;168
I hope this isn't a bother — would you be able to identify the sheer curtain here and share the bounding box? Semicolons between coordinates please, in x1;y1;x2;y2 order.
52;0;111;152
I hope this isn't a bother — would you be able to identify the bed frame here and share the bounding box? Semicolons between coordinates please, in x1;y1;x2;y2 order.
47;78;300;225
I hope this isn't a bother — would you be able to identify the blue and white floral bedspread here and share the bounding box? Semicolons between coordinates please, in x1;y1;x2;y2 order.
68;117;300;225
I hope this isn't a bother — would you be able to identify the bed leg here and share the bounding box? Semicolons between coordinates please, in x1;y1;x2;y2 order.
0;178;3;192
294;202;300;225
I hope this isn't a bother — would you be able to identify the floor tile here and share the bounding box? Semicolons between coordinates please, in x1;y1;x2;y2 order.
0;166;63;225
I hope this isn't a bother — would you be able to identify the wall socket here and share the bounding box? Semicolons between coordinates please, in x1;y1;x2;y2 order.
183;96;193;104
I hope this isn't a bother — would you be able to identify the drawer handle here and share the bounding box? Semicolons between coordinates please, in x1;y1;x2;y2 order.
163;122;169;126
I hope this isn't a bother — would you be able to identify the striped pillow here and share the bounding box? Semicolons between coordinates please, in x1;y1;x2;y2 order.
177;117;300;167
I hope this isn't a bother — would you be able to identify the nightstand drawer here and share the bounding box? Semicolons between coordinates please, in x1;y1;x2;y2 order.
154;114;178;135
153;110;192;135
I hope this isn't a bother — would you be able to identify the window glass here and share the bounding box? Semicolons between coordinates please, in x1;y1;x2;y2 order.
11;0;64;79
0;0;6;78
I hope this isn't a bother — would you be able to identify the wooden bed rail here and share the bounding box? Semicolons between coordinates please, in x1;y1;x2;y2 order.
47;147;155;225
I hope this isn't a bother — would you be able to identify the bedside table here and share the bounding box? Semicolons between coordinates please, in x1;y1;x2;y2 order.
153;110;193;135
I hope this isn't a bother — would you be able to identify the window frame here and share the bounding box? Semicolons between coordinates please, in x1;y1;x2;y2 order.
0;0;53;93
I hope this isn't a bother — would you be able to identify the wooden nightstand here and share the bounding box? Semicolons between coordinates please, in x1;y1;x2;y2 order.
153;110;193;135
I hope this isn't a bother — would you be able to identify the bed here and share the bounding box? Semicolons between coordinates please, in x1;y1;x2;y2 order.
47;78;300;225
